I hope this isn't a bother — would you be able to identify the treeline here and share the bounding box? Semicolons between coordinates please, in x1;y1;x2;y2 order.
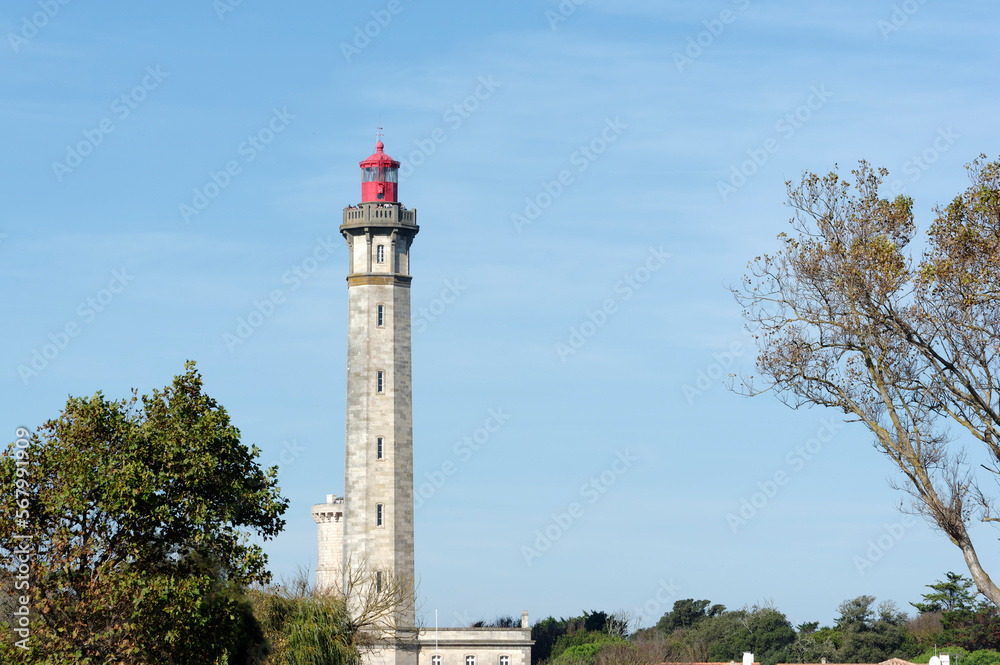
528;573;1000;665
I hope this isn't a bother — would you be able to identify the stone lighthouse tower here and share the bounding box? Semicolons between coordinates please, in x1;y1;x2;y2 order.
314;134;532;665
341;137;418;632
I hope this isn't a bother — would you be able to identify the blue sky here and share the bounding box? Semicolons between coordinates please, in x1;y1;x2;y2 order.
3;0;1000;629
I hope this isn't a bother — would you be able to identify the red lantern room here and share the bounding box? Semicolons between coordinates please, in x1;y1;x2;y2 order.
359;139;399;203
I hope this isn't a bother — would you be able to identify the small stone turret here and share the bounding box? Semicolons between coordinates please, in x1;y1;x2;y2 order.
311;494;344;592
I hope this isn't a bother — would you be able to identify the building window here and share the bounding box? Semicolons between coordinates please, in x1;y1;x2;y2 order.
376;503;384;527
376;245;385;264
377;370;385;394
466;656;476;665
376;571;382;592
500;657;510;665
376;304;385;327
432;657;441;665
377;437;384;460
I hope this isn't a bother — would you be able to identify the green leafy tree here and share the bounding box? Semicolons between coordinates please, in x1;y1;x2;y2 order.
704;604;797;665
656;599;726;632
533;616;567;664
914;573;978;613
943;606;1000;652
531;611;626;665
784;631;839;664
907;573;1000;651
648;602;794;665
797;622;820;635
835;596;917;663
0;362;288;664
682;610;747;661
782;622;840;664
812;625;843;651
734;156;1000;606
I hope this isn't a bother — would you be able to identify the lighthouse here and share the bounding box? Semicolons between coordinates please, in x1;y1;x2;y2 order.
314;134;532;665
341;136;418;638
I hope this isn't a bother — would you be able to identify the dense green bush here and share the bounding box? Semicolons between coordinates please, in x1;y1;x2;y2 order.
248;581;360;665
553;635;625;665
962;649;1000;665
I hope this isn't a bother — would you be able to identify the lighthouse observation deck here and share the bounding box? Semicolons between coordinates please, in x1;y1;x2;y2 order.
342;201;417;228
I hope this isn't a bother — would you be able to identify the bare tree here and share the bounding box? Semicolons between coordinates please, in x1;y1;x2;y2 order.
340;557;421;655
733;156;1000;605
607;609;638;639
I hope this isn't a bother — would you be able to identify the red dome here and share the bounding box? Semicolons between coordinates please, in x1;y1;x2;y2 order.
360;141;400;169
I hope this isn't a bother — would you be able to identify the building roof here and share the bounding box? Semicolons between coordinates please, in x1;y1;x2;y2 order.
665;660;916;665
663;662;760;665
776;660;917;665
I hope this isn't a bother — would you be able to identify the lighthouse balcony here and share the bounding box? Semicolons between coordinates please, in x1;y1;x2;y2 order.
342;202;417;228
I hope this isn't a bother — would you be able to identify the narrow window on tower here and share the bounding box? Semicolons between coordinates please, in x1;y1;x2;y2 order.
376;370;385;394
377;437;384;460
376;503;384;527
466;656;476;665
376;244;385;264
377;303;385;327
500;656;510;665
432;657;442;665
376;571;383;592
